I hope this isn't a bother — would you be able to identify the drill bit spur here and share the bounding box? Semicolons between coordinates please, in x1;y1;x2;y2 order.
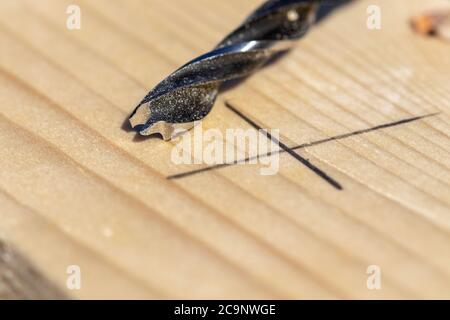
129;0;319;140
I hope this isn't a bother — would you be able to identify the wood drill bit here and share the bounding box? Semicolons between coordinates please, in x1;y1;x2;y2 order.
129;0;320;140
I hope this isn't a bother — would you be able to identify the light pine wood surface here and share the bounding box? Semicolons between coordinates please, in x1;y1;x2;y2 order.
0;0;449;299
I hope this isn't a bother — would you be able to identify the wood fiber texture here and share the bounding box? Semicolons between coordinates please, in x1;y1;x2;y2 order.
0;0;449;299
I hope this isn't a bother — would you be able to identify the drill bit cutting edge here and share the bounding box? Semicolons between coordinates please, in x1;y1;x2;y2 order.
129;0;319;140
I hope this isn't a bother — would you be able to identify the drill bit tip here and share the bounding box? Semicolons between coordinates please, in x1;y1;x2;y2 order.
129;0;320;140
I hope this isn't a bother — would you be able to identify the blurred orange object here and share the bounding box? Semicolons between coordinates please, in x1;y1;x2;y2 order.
411;11;450;40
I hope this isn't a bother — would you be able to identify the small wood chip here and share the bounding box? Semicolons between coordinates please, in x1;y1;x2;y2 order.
411;11;450;41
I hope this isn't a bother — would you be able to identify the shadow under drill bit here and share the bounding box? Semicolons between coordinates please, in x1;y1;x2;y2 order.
121;118;165;142
122;118;158;142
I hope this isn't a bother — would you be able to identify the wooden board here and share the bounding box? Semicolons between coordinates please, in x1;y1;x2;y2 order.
0;0;449;299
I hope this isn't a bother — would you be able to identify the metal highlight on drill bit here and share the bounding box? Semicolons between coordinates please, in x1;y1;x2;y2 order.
130;0;319;140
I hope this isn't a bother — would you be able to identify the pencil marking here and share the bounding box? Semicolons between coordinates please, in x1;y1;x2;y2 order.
224;102;342;190
167;112;438;181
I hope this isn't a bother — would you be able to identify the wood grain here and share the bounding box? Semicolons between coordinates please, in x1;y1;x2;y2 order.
0;0;449;299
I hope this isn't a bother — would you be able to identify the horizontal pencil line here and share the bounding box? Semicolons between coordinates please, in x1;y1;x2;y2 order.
168;112;438;180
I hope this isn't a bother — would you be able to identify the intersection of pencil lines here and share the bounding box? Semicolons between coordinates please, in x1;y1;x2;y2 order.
168;103;438;191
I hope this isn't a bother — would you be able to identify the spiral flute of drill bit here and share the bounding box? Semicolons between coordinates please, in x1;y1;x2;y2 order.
129;0;319;140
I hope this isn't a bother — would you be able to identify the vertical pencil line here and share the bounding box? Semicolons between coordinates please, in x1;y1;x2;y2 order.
225;101;343;190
